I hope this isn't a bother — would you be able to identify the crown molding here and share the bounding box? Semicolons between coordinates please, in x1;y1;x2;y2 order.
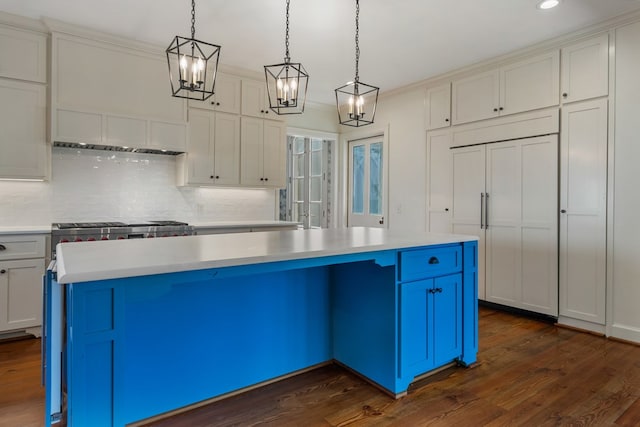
0;10;48;33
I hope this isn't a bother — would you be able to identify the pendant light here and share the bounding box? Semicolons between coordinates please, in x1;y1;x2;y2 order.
335;0;379;127
264;0;309;115
166;0;221;101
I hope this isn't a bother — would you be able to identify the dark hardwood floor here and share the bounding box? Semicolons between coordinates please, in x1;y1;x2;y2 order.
2;307;639;426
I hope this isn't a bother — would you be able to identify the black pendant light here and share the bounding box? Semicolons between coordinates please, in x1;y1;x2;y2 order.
264;0;309;115
335;0;379;127
166;0;221;101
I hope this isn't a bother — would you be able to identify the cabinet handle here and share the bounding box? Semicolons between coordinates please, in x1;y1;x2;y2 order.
0;269;6;274
428;256;439;265
562;93;568;98
210;101;215;105
260;110;265;113
485;193;490;230
265;110;269;114
560;209;567;214
436;287;443;293
215;175;220;179
0;244;5;251
499;107;504;111
444;208;449;212
493;108;498;112
216;102;220;106
264;177;269;181
480;193;485;229
260;178;264;181
210;175;214;179
445;118;449;122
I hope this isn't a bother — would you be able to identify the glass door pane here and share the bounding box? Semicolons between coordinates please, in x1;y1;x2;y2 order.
348;136;385;227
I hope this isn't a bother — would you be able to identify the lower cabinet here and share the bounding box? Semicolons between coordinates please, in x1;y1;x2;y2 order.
400;274;462;377
0;259;44;333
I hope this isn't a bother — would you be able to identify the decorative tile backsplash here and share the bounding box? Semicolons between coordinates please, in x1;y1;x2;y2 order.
0;147;276;225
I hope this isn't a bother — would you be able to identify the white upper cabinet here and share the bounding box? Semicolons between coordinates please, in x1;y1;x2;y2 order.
0;22;48;180
0;25;47;83
452;51;559;125
0;67;47;180
177;108;240;186
561;33;609;104
500;50;560;115
452;69;500;125
240;117;286;187
187;72;241;114
50;31;187;152
241;79;282;121
425;83;451;130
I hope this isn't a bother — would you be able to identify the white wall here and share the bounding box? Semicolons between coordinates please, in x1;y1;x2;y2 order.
0;147;276;225
374;88;428;232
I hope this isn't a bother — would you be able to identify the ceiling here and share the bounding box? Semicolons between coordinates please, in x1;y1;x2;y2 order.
2;0;640;105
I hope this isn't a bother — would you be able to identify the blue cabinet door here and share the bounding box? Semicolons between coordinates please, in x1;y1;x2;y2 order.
433;273;463;366
399;279;434;377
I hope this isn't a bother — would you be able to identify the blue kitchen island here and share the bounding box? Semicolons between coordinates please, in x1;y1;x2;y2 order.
44;227;478;426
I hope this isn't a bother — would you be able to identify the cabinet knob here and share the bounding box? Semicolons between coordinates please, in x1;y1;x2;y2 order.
216;102;220;106
210;101;215;105
445;208;449;212
260;110;264;113
260;178;264;181
265;110;269;114
562;93;568;98
436;287;443;293
210;175;214;179
0;269;5;274
0;244;5;251
215;175;220;179
560;209;567;213
499;107;504;111
428;256;440;265
264;177;269;181
493;108;498;112
445;118;449;122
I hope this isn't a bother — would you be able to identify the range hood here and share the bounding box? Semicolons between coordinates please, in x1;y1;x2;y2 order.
53;141;184;156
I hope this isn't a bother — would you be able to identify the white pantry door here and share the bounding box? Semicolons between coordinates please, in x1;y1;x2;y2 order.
348;137;385;227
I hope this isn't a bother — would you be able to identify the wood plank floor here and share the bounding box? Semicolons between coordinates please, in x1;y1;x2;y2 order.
2;307;640;426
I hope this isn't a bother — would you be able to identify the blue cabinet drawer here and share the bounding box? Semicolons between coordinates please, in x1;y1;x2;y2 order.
399;245;462;282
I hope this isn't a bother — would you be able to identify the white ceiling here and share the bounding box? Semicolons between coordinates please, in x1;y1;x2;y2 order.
2;0;640;105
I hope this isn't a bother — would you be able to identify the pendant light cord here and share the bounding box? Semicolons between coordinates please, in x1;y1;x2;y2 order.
355;0;360;83
284;0;291;63
191;0;196;39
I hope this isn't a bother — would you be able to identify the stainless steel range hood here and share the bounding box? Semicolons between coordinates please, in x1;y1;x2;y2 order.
53;141;184;156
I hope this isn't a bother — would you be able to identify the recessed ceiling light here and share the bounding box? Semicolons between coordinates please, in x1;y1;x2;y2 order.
537;0;560;10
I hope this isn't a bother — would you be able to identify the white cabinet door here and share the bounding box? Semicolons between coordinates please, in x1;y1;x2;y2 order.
242;79;271;119
561;34;609;104
213;112;241;185
0;25;47;83
451;145;486;299
185;108;214;184
559;99;607;325
451;69;500;125
0;79;47;180
261;120;286;187
500;51;560;116
188;72;241;114
240;116;265;186
240;117;286;187
0;259;44;332
426;129;452;233
485;136;558;316
426;83;451;130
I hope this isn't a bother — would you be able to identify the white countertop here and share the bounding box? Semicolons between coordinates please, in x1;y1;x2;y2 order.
191;220;300;229
0;225;51;235
55;227;477;284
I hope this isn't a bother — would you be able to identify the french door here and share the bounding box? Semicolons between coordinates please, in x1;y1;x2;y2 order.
348;136;385;227
288;136;329;229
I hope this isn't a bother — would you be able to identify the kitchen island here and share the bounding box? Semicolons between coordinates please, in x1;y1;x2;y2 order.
44;228;478;426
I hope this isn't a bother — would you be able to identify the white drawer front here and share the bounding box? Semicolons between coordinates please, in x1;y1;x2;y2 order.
0;235;46;260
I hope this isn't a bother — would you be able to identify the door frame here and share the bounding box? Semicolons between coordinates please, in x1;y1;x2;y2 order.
339;124;389;228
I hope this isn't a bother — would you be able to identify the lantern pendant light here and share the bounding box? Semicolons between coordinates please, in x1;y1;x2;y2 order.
335;0;379;127
264;0;309;115
166;0;221;101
